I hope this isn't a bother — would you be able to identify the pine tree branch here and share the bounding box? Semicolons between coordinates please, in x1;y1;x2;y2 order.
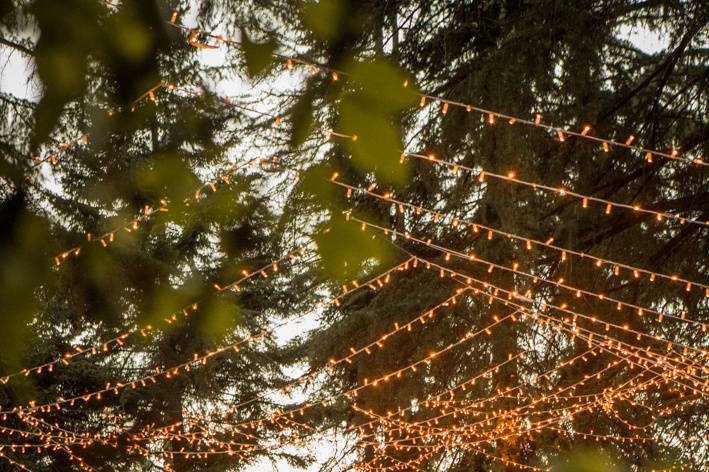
0;36;34;57
598;16;706;121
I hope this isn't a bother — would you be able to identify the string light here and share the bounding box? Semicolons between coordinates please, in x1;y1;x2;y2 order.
346;143;708;229
0;453;33;471
352;327;675;434
31;134;89;169
13;258;700;468
125;295;524;444
51;149;269;268
8;9;706;470
347;332;696;471
165;18;706;168
2;257;416;415
1;248;306;386
9;286;520;462
404;253;709;394
342;213;709;364
346;355;670;471
331;177;709;310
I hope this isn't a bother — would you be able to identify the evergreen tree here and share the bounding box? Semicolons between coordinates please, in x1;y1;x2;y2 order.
278;0;709;470
0;0;707;471
1;1;310;470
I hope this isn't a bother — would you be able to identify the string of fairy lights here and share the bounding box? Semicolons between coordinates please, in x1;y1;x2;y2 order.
9;277;473;456
4;251;704;468
8;145;707;463
329;179;709;328
162;13;706;168
8;156;707;464
4;254;676;458
36;70;708;293
1;5;707;472
65;77;709;305
408;254;708;394
333;134;708;230
1;255;423;416
40;78;706;306
0;248;307;386
339;215;709;378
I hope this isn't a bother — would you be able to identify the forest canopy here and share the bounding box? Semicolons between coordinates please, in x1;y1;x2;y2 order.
0;0;708;471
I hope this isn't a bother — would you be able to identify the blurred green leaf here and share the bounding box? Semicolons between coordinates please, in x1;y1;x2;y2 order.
133;152;200;204
108;15;152;63
552;448;621;472
136;278;203;329
338;58;417;185
346;59;419;111
198;185;247;226
340;96;410;185
295;163;338;205
290;87;316;148
314;212;394;282
199;296;241;343
302;0;344;41
31;0;101;146
0;192;52;372
241;29;278;78
39;48;86;98
33;47;88;145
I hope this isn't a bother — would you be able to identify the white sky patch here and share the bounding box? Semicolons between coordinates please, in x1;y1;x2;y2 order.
0;48;39;100
617;24;669;54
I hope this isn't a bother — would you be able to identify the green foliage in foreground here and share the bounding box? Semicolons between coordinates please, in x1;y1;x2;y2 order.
0;0;707;471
